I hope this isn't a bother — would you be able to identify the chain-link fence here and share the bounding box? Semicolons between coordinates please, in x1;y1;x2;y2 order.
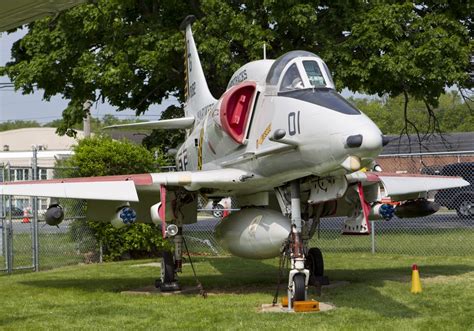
1;163;99;274
312;152;473;256
1;152;473;274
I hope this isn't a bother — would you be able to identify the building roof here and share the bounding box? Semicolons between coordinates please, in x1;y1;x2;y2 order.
381;132;474;155
0;127;84;152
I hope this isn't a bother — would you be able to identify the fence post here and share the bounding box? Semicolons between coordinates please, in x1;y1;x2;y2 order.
99;240;103;263
371;221;376;254
31;146;39;272
0;218;3;259
7;196;13;274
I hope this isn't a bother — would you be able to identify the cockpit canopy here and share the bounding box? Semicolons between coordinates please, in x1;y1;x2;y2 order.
266;51;360;115
266;51;335;92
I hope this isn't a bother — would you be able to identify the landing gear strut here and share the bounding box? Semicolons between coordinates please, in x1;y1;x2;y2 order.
287;180;310;309
155;227;183;292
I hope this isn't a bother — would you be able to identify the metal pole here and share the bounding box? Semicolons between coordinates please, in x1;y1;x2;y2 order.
371;221;375;254
7;196;13;274
0;217;3;259
99;240;103;263
83;100;93;138
32;146;39;272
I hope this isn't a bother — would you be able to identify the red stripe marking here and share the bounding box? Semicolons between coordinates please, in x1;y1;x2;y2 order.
159;185;167;238
357;182;371;232
3;173;154;186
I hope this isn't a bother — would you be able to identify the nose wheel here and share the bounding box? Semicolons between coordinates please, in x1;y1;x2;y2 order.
292;273;306;301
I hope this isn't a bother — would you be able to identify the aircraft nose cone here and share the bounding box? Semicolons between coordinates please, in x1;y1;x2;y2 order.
361;129;383;152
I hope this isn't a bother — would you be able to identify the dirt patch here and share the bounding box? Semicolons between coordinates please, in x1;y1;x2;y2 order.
259;302;336;313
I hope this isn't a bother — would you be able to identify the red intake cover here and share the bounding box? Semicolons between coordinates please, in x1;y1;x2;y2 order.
220;81;256;144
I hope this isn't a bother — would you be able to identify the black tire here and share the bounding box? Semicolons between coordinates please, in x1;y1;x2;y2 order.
456;198;473;219
161;250;175;283
212;204;225;218
305;247;324;277
293;273;306;301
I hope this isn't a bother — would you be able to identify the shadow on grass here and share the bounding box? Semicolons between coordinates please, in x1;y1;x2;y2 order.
19;257;473;318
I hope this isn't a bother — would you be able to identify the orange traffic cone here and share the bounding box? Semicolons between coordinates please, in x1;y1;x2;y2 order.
22;208;31;223
411;264;422;294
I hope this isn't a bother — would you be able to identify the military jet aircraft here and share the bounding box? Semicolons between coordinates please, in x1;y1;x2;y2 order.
1;15;468;309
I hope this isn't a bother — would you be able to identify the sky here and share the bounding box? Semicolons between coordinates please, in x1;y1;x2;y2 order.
0;29;175;124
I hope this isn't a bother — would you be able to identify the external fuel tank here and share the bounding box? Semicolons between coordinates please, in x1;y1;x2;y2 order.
214;208;291;259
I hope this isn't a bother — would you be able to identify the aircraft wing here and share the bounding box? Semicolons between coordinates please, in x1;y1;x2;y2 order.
347;171;469;200
103;117;195;132
0;169;255;201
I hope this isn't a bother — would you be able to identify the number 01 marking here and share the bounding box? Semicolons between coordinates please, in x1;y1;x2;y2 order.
288;111;301;136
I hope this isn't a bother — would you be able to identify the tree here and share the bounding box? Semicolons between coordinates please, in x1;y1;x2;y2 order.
1;1;471;137
60;135;157;176
353;91;474;135
333;2;472;138
59;136;168;261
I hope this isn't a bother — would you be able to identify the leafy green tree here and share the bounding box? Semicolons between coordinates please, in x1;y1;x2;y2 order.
354;91;474;135
1;1;471;137
332;2;472;136
61;135;156;176
59;136;168;261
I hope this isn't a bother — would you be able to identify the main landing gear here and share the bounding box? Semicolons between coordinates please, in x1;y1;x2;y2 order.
286;180;327;309
155;227;183;292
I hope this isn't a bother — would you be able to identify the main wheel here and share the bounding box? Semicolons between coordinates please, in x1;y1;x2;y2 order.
212;204;225;218
305;247;324;277
293;273;306;301
456;199;473;219
161;250;175;283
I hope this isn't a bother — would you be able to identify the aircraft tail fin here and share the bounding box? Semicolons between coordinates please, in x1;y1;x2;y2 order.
180;16;216;119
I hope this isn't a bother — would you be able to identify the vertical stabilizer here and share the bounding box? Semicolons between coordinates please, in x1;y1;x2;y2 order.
180;16;216;120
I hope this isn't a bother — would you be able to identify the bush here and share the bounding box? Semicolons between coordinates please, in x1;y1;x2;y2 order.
58;136;169;261
87;221;171;261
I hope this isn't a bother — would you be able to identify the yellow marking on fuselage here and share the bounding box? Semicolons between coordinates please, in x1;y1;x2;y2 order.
184;39;189;101
256;123;272;149
198;128;204;170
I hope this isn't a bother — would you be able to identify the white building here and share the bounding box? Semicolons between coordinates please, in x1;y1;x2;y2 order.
0;127;83;211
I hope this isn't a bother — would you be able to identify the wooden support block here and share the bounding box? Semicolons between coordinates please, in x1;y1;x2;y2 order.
293;300;320;312
281;296;288;307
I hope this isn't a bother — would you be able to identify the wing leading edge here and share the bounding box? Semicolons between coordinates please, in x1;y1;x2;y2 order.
0;169;256;201
347;171;469;199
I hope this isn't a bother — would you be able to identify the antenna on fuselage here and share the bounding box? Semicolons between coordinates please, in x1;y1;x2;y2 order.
263;43;267;60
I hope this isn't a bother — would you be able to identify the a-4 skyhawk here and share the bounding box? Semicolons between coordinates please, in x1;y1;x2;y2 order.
1;15;468;309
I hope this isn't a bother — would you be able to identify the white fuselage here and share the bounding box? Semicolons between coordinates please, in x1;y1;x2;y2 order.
176;56;383;196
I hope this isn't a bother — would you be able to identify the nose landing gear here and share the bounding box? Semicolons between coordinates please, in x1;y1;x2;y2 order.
286;180;311;310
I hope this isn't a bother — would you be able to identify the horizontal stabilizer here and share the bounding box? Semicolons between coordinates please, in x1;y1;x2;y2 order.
103;117;195;131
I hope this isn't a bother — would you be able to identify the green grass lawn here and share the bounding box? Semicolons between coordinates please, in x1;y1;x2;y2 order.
0;253;473;330
314;228;474;256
